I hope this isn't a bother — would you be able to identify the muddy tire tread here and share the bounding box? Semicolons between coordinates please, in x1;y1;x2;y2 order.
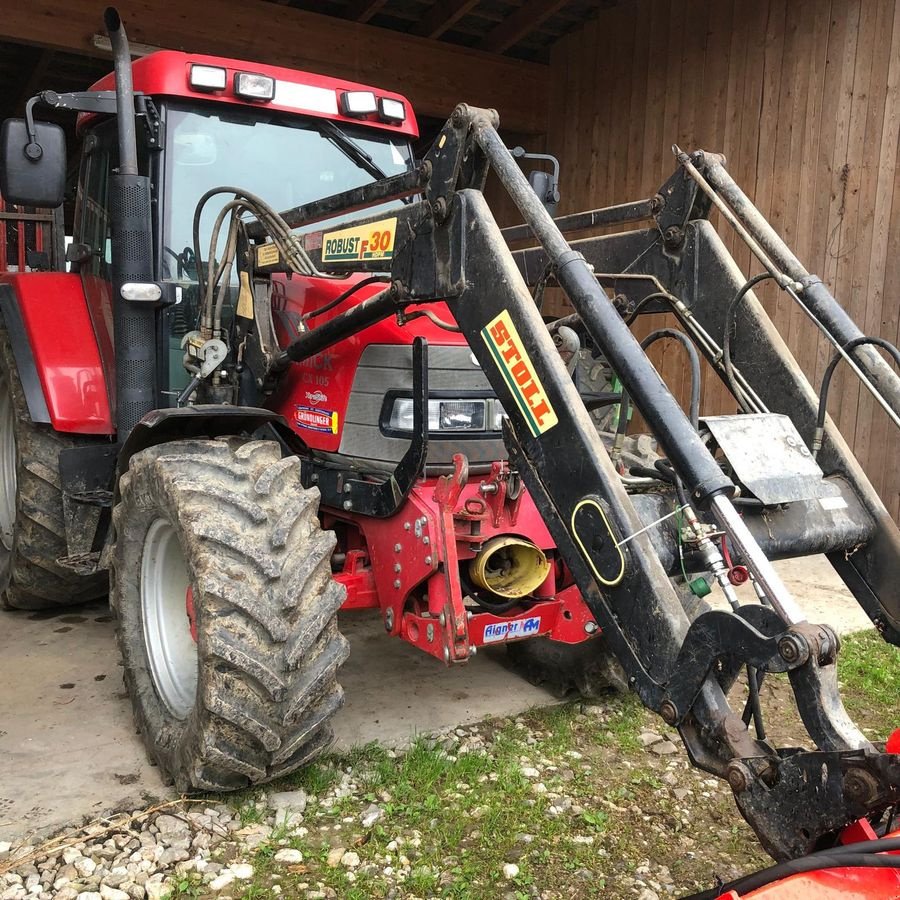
112;437;348;792
0;322;108;610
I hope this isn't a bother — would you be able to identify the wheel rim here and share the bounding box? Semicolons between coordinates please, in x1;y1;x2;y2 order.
140;518;198;719
0;373;16;552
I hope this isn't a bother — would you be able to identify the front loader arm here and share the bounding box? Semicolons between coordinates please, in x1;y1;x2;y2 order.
239;105;900;860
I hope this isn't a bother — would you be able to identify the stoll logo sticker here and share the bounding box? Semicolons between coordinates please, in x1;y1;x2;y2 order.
305;390;328;405
294;405;339;435
483;616;542;643
481;310;558;437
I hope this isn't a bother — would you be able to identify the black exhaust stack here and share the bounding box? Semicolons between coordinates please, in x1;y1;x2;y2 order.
105;7;157;437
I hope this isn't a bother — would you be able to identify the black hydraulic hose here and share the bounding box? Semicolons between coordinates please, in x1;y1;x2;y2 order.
656;459;691;509
624;291;678;325
302;275;391;322
630;466;670;482
617;329;702;447
826;837;900;856
685;852;900;900
547;290;676;334
723;273;775;409
277;285;398;366
814;335;900;457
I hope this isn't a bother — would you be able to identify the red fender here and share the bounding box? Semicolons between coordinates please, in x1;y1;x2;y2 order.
0;272;114;434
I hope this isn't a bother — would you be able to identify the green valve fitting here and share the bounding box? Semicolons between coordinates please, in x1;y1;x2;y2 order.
689;576;711;597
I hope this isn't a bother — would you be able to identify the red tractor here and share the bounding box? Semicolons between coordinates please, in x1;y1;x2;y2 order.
2;8;900;892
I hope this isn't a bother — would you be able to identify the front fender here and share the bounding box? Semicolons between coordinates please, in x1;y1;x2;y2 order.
0;274;113;434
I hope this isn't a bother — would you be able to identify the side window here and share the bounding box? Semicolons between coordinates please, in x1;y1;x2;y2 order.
73;127;117;279
73;120;149;279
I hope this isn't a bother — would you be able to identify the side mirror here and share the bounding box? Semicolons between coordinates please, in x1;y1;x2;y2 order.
509;146;561;218
528;169;560;218
0;118;66;208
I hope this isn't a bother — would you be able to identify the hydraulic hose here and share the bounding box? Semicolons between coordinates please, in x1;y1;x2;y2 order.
722;273;775;411
614;329;702;461
302;275;390;322
813;335;900;458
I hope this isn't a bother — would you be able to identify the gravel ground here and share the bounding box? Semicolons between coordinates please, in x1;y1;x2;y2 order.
1;631;895;900
0;702;764;900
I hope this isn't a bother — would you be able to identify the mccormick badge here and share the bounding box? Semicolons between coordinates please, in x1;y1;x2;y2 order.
481;310;558;437
294;405;339;435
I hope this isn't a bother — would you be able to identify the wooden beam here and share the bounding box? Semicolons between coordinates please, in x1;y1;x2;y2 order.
16;49;54;111
0;0;549;133
410;0;481;39
344;0;388;23
478;0;571;54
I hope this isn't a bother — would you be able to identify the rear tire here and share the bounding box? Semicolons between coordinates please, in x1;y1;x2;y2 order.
0;323;108;610
112;437;348;792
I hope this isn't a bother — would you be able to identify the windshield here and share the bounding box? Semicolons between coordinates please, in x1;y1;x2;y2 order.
162;102;414;280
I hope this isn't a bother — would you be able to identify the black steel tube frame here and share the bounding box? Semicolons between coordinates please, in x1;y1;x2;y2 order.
278;286;401;365
700;155;900;421
249;106;900;858
244;165;429;241
512;220;900;648
500;197;655;244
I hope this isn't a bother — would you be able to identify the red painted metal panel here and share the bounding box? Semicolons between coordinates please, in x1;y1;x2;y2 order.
0;272;114;434
721;828;900;899
81;51;419;140
268;273;467;453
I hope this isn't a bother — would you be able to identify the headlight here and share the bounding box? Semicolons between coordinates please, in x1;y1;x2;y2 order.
386;397;506;434
234;72;275;102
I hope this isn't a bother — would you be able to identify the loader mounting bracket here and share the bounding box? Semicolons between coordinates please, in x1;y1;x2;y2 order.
733;747;900;859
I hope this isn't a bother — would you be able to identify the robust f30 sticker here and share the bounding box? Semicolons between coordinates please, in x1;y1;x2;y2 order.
322;217;397;262
481;310;558;437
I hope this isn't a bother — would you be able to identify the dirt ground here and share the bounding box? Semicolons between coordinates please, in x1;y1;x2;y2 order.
0;554;871;848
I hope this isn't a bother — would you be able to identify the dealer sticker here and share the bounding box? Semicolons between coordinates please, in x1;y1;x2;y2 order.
322;216;397;262
483;616;542;643
294;405;339;434
481;310;558;437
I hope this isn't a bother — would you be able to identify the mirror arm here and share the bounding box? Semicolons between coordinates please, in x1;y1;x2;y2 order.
25;90;163;150
22;97;44;161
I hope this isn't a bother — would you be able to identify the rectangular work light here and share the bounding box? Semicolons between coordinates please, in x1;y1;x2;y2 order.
378;97;406;123
234;72;276;102
189;64;227;92
340;91;378;117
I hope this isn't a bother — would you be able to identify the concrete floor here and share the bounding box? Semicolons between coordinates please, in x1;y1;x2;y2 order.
0;555;871;844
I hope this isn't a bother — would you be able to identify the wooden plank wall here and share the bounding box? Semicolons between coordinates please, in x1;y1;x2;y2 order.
543;0;900;521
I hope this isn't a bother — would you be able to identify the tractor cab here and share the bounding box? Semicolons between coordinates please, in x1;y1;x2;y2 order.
71;51;419;405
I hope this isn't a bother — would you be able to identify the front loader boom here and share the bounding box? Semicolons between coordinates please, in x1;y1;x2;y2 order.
233;104;900;859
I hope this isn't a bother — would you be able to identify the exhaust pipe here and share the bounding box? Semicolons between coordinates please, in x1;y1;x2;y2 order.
469;536;550;599
105;7;158;438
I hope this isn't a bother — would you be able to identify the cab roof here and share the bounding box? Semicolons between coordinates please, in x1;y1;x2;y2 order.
85;50;419;139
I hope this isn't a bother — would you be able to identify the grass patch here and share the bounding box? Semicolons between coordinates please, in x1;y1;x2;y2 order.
838;629;900;736
197;629;898;899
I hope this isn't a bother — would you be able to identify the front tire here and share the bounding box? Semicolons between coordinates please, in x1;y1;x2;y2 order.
112;437;348;791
